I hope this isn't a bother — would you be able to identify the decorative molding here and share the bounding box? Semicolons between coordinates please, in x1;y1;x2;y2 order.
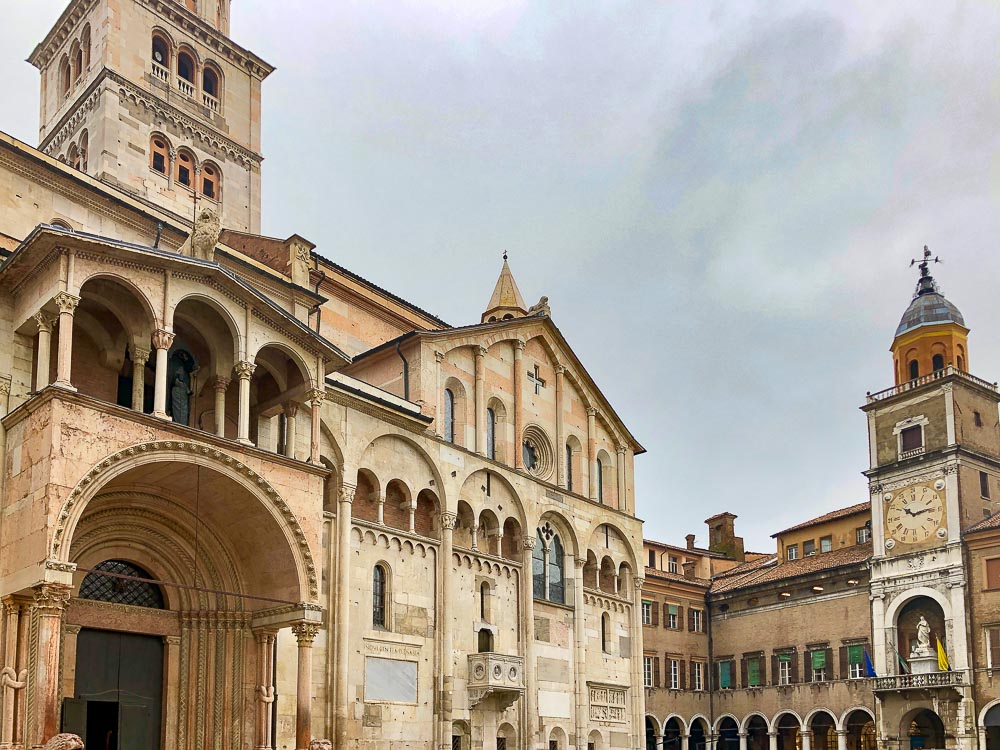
880;470;945;493
291;622;320;645
50;440;319;598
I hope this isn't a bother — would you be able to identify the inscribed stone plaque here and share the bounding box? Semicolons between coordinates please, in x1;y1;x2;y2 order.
364;656;417;703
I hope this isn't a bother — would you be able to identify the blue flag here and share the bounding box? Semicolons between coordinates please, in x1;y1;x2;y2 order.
864;649;877;677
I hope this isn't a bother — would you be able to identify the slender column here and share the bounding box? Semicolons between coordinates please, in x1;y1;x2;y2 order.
768;732;779;750
471;523;479;551
836;730;848;750
739;733;749;750
253;629;277;750
334;484;356;748
616;444;627;512
573;557;588;750
131;346;150;411
474;345;487;455
513;340;525;469
682;735;690;750
52;292;80;390
234;360;256;445
33;313;54;390
439;512;458;750
587;407;598;501
802;730;813;750
30;583;72;747
308;388;324;464
214;378;230;437
555;365;566;487
408;501;416;533
293;623;319;750
151;329;175;419
434;351;445;438
521;535;538;750
0;597;25;749
377;492;386;525
0;379;10;523
631;577;646;750
284;402;299;459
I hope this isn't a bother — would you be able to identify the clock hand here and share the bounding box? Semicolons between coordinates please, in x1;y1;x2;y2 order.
902;507;917;517
909;508;932;516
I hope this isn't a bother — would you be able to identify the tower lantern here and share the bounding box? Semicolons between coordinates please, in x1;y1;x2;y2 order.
890;246;968;385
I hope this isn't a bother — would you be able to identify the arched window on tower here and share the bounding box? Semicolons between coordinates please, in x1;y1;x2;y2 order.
486;407;496;460
480;581;490;621
59;55;71;98
372;564;389;630
151;33;171;78
203;65;220;100
601;612;611;653
596;458;604;504
932;354;945;372
176;149;195;188
565;443;573;493
81;25;91;69
72;41;83;82
443;389;455;443
185;0;197;11
201;162;220;200
532;531;545;599
177;49;196;96
150;136;169;174
909;360;919;381
68;143;80;171
78;131;88;173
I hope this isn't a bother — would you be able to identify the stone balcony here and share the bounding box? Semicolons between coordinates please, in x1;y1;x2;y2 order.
467;652;525;710
872;670;969;693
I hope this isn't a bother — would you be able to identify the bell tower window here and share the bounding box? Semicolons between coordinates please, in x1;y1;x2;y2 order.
150;137;169;174
203;67;220;98
152;34;171;72
932;354;945;372
176;150;195;188
201;163;220;200
908;360;919;380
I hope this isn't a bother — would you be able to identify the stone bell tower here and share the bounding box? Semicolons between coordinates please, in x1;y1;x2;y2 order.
862;248;1000;750
27;0;272;233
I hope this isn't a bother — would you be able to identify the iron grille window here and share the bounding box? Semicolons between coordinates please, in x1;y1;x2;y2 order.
373;565;387;629
79;560;165;609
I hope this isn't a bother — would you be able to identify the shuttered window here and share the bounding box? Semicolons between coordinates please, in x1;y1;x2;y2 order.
987;559;1000;590
747;657;761;687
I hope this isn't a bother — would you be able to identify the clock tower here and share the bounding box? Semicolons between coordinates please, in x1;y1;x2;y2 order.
863;249;1000;750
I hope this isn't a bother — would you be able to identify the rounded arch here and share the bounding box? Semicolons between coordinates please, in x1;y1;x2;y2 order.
535;509;580;558
358;433;447;510
805;708;839;728
742;712;771;733
172;292;241;351
151;27;174;68
251;341;314;389
841;707;875;733
584;519;639;568
548;725;569;748
202;60;223;99
587;729;605;750
884;586;952;626
773;710;804;732
715;714;740;733
51;441;319;603
200;159;222;201
898;708;944;749
646;714;662;736
149;132;172;174
459;468;526;527
175;146;198;188
442;375;468;447
80;24;92;69
176;44;200;81
78;272;159;332
981;700;1000;728
663;714;688;733
59;53;71;97
50;218;74;230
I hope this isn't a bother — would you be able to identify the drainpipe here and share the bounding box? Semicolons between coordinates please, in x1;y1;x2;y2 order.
395;341;410;400
153;220;163;248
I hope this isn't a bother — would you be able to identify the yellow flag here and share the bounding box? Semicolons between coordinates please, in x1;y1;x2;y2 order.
937;637;950;671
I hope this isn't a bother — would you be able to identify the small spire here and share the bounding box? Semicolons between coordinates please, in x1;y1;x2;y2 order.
482;253;527;323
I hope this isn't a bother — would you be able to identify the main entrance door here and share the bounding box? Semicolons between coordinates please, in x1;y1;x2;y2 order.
62;628;164;750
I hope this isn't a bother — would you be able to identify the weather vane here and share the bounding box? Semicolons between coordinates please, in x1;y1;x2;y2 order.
503;250;508;261
910;245;941;277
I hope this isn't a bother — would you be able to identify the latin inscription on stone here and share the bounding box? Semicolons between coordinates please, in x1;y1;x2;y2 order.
589;685;627;723
364;656;418;703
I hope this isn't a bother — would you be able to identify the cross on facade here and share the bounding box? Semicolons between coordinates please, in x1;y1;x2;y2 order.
527;364;546;394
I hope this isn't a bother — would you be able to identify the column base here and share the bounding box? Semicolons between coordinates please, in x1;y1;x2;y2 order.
237;438;255;447
152;411;170;420
51;380;77;392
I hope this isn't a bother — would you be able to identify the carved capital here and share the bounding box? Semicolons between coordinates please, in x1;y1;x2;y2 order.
292;622;319;645
554;364;566;375
213;377;230;393
339;484;357;504
522;535;537;551
253;628;278;646
307;388;326;406
151;329;175;351
474;345;488;357
586;407;598;418
514;339;526;352
33;311;55;334
168;148;178;160
617;443;627;455
32;582;72;614
285;401;300;418
132;346;151;364
441;512;459;531
633;577;644;590
575;556;588;569
53;291;81;314
234;360;256;379
0;377;10;396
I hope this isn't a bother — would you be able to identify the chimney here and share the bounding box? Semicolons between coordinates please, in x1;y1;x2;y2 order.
685;534;696;550
703;512;746;562
682;561;697;580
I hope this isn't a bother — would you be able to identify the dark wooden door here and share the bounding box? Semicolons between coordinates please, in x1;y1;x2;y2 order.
65;629;163;750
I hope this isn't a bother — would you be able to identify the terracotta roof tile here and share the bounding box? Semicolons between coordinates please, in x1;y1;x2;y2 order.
710;542;871;594
771;501;871;538
965;513;1000;535
643;567;711;588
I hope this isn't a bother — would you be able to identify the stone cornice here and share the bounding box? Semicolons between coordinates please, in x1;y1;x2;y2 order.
27;0;100;70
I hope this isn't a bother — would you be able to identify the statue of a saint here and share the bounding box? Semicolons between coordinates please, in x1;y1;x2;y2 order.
168;350;194;425
913;615;932;656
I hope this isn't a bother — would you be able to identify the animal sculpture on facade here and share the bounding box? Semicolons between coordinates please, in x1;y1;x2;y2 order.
42;734;84;750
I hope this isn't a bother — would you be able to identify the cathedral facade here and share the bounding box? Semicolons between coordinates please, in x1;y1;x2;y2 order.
0;2;646;749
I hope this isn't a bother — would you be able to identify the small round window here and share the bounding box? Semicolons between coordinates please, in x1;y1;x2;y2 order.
521;425;553;480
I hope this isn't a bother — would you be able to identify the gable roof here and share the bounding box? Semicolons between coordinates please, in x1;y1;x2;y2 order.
771;501;870;538
710;542;871;594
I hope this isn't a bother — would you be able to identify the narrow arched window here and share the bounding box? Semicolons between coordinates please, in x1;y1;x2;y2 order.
150;137;169;174
176;150;194;187
73;45;83;82
443;389;455;443
68;144;80;171
177;50;195;84
958;355;966;371
152;34;170;70
480;581;489;621
373;564;388;629
565;444;573;493
601;612;610;652
486;408;496;460
596;458;604;504
477;628;494;653
532;531;545;599
81;26;91;69
932;354;945;372
60;56;71;98
549;535;565;604
203;66;219;98
201;163;220;200
79;131;88;173
909;360;919;380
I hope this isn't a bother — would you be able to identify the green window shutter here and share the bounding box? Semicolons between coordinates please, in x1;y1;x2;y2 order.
668;604;679;616
719;660;732;688
812;649;826;670
748;657;760;687
777;653;792;662
848;645;863;665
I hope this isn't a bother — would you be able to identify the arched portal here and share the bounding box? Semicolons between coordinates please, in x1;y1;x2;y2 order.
775;713;802;750
689;717;708;750
717;717;740;750
901;709;945;750
844;709;876;750
809;710;837;750
663;717;685;750
746;715;769;750
983;703;1000;750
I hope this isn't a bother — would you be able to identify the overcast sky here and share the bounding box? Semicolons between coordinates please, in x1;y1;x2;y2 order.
4;1;1000;552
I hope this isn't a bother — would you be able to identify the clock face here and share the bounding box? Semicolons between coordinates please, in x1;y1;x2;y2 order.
885;484;944;545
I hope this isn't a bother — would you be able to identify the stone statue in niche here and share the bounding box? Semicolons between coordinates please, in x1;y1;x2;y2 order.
42;735;84;750
167;349;195;425
912;615;933;656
